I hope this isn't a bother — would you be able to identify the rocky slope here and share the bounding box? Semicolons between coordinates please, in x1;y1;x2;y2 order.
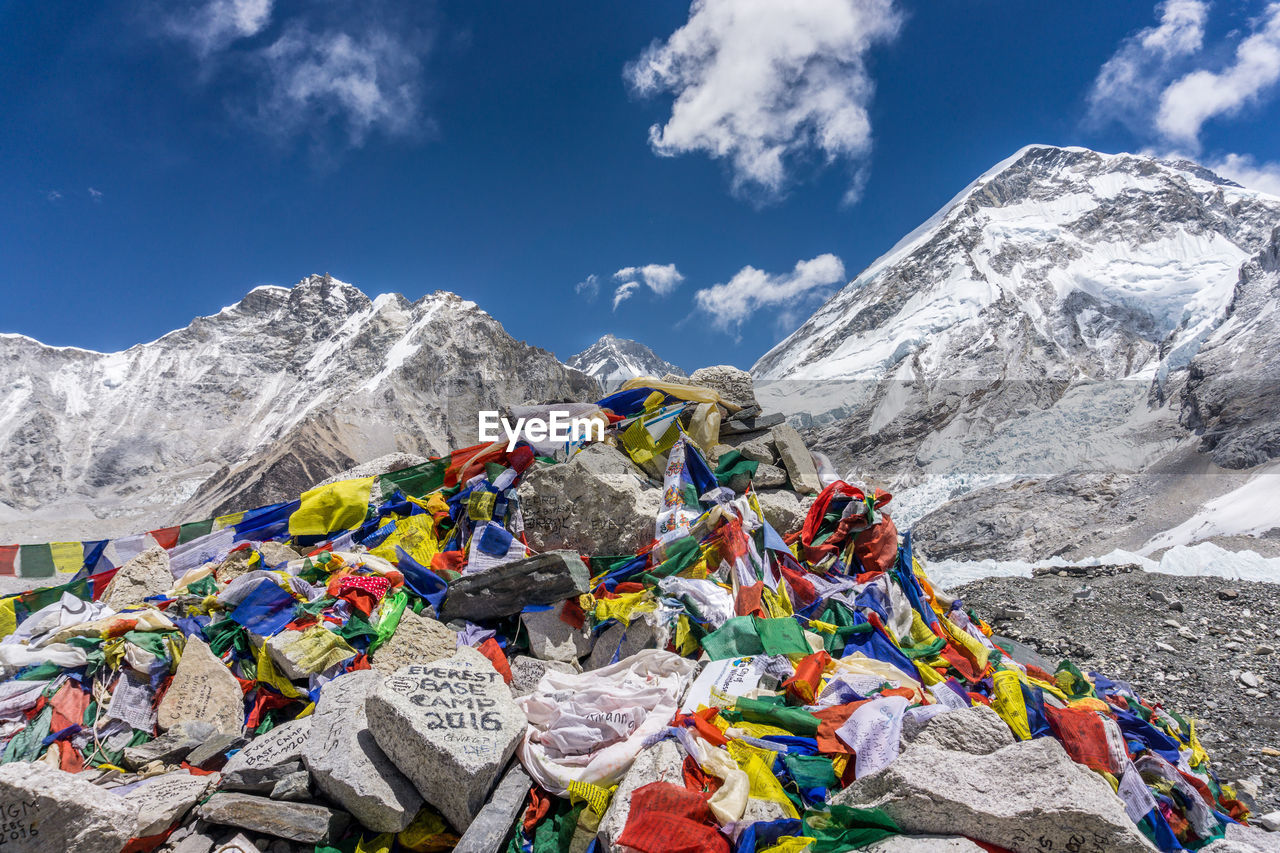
567;333;685;391
0;275;598;542
752;146;1280;560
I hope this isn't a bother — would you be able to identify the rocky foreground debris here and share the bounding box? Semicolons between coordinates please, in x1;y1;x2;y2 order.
0;367;1273;853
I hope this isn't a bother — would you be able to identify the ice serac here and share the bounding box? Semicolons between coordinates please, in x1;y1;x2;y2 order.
0;274;599;543
567;333;685;391
750;146;1280;558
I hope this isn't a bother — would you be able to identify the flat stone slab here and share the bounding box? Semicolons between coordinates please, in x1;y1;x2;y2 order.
367;647;527;833
158;636;246;735
119;770;217;836
771;424;822;495
440;551;590;623
369;607;457;674
451;762;532;853
0;761;140;853
834;737;1153;853
123;720;219;769
301;669;423;834
221;718;311;791
198;793;348;845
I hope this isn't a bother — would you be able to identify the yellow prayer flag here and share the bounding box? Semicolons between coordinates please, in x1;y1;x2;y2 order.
289;476;376;536
991;669;1032;740
50;542;82;574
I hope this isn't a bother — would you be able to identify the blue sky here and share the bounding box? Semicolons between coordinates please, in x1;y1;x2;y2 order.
4;0;1280;370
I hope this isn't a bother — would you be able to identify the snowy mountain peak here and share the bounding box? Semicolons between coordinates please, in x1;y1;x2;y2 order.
567;334;685;390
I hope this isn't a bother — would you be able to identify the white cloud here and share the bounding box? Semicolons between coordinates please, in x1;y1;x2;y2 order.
88;187;103;201
1157;3;1280;148
160;1;430;149
625;0;901;201
1207;152;1280;195
165;0;274;56
694;253;845;334
1088;0;1208;132
45;190;62;202
612;280;640;311
613;263;685;297
575;274;600;301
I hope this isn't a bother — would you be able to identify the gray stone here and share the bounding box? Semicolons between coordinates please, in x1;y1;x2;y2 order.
739;797;790;824
868;837;986;852
159;636;246;735
688;365;759;409
121;770;217;837
222;759;305;795
903;704;1015;755
268;771;311;802
369;607;457;673
221;719;311;791
596;739;685;851
124;720;219;769
522;602;592;663
367;647;527;833
186;731;248;769
198;793;348;845
508;656;577;699
302;669;423;834
256;542;300;568
0;761;139;853
518;443;662;556
729;462;786;493
212;833;261;853
753;489;816;534
721;412;785;435
735;436;777;465
101;545;173;609
1203;821;1280;852
585;618;657;671
440;550;590;623
451;763;532;853
169;825;219;853
771;424;822;495
834;738;1152;853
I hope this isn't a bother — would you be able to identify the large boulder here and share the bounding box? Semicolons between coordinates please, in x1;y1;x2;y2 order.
833;738;1154;853
753;489;816;534
902;704;1015;755
158;636;246;734
521;602;592;664
868;838;986;852
0;762;139;853
366;647;527;833
369;608;457;674
301;670;423;833
518;444;661;556
101;545;173;609
440;551;590;623
688;365;758;410
771;424;822;495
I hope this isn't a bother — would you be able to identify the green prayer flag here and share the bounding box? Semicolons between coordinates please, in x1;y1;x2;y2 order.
701;615;765;659
17;544;54;579
179;518;214;544
379;459;448;500
734;696;821;737
754;616;811;656
802;805;900;852
714;450;759;485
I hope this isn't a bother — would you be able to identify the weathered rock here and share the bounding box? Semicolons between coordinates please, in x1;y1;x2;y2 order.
367;647;527;832
223;759;305;795
721;412;784;435
451;763;532;853
123;720;219;769
186;731;248;769
868;837;986;852
771;424;822;495
596;739;685;850
198;793;348;844
169;823;220;853
585;617;656;671
729;462;787;493
256;542;300;567
440;551;590;623
121;770;217;837
369;607;457;673
0;762;139;853
158;636;246;734
212;833;260;853
518;443;661;556
302;670;423;834
268;771;311;802
101;545;173;609
734;436;777;465
221;718;311;792
753;489;816;533
688;365;758;410
903;704;1015;755
508;656;577;699
522;602;592;663
834;738;1152;853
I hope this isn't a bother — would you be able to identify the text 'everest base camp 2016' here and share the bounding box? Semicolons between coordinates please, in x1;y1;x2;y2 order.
3;145;1280;853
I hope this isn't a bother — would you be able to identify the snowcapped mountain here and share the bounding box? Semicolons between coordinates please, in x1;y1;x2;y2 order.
567;333;685;390
0;275;599;542
752;145;1280;560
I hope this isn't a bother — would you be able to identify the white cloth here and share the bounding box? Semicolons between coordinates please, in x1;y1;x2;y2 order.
5;592;113;648
517;649;696;794
658;577;734;629
836;694;909;778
